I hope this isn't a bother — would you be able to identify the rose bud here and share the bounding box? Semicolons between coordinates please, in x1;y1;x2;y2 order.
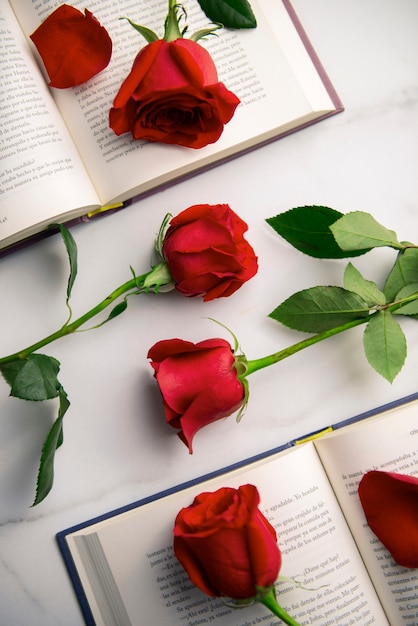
162;204;258;301
109;37;240;148
358;470;418;568
147;337;246;452
173;484;282;600
30;4;112;88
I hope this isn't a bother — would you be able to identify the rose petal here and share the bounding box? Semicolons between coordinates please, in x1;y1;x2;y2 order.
30;5;112;88
358;470;418;568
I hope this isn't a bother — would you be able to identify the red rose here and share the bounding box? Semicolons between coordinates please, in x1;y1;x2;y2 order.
30;5;112;88
147;337;245;452
109;38;240;148
162;204;258;301
358;470;418;568
173;484;282;599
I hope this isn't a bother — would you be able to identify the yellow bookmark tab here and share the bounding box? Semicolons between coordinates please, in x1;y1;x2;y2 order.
87;203;124;218
294;426;334;445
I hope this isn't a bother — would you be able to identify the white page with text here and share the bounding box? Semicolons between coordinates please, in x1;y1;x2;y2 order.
10;0;337;205
0;2;100;248
315;401;418;626
65;443;388;626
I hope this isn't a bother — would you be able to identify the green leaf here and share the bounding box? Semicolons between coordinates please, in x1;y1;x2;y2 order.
266;206;370;259
0;354;61;401
330;211;402;252
343;262;386;307
363;311;406;382
33;386;70;506
197;0;257;29
100;300;128;326
392;283;418;317
51;224;78;303
384;247;418;301
269;286;370;333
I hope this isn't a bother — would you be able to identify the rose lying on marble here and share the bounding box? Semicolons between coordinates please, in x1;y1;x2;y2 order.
148;209;418;452
0;204;257;505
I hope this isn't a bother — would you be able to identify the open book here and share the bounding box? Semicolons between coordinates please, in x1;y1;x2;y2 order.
57;393;418;626
1;0;342;254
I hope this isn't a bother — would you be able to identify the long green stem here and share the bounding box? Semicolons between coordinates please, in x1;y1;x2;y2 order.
0;263;173;364
245;316;368;376
260;589;300;625
0;277;138;363
245;292;418;377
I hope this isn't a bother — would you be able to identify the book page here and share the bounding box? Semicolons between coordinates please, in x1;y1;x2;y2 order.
315;400;418;626
11;0;338;205
0;2;100;249
64;443;388;626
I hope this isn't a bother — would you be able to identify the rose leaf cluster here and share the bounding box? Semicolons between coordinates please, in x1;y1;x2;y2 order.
149;208;418;454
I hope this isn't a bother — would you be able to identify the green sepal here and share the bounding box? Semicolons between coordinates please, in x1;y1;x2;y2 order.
220;585;274;608
142;262;175;293
330;211;402;252
343;262;386;307
269;286;370;333
189;23;223;42
120;17;159;43
206;318;249;422
197;0;257;29
266;205;370;259
384;247;418;302
0;354;61;401
363;311;406;383
235;374;249;423
155;212;172;258
33;386;70;506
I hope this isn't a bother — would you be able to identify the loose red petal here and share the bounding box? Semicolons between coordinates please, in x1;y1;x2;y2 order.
30;5;112;88
358;470;418;568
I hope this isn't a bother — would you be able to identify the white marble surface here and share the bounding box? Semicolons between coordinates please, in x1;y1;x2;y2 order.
1;1;417;624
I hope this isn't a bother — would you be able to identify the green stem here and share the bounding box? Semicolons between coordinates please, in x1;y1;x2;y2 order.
164;0;183;41
0;263;173;364
260;589;300;625
245;316;368;376
245;292;418;377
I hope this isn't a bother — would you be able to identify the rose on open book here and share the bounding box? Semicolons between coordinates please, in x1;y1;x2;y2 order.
358;470;418;568
173;484;282;599
162;204;258;301
30;4;112;89
148;337;245;452
109;37;240;148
